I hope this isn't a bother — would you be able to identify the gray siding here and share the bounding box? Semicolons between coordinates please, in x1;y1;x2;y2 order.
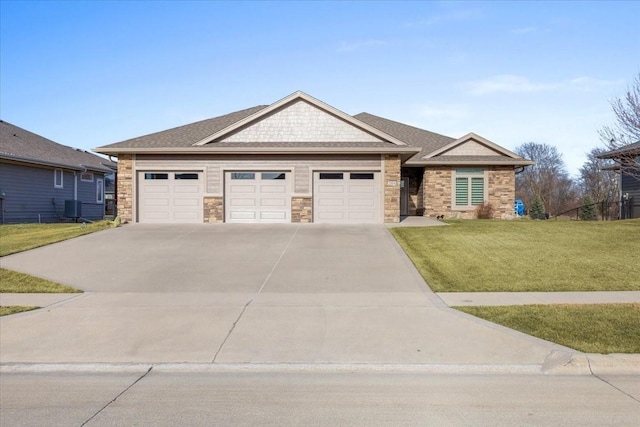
0;162;106;223
621;172;640;218
135;154;382;195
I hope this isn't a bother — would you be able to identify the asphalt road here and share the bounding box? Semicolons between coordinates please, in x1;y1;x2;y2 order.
2;369;639;426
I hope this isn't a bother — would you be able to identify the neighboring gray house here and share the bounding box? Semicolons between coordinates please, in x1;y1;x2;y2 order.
95;91;532;224
598;141;640;219
0;120;117;223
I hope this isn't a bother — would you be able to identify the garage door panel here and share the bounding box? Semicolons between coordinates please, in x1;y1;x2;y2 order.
313;172;380;224
174;198;199;207
261;185;287;194
174;185;200;194
229;211;257;220
138;172;203;223
225;171;291;223
143;198;170;207
317;198;344;207
229;184;257;193
143;186;170;194
349;199;375;207
230;198;257;207
260;211;287;220
348;185;375;194
260;198;287;207
318;185;344;194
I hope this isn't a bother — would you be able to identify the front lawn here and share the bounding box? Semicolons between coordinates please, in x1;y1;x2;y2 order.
0;221;114;257
0;306;39;316
456;303;640;353
391;219;640;292
0;268;81;293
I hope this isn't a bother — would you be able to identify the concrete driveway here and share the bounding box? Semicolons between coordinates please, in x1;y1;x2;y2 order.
0;224;576;368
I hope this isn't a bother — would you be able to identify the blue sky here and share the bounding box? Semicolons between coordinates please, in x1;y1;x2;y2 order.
1;1;639;176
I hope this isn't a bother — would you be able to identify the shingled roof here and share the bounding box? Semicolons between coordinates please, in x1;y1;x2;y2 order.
353;112;455;162
97;106;268;149
93;92;531;167
0;120;116;173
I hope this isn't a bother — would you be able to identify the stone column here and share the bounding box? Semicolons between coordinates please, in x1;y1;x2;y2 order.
116;154;133;223
384;154;401;223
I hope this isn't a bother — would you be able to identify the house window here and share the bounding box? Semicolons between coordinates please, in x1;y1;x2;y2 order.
319;173;344;179
80;172;94;182
54;169;63;188
454;169;485;207
350;173;374;180
231;172;255;180
261;172;286;180
144;173;168;180
96;178;104;203
175;173;198;180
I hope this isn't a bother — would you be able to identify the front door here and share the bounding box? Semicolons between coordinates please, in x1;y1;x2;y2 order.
400;177;409;216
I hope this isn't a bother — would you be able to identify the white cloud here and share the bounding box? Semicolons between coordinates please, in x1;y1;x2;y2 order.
463;75;624;96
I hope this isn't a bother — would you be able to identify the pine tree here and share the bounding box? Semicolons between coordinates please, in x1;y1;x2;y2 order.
529;196;546;220
579;195;597;221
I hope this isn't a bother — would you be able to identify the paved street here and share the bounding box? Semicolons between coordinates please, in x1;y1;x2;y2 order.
2;369;639;426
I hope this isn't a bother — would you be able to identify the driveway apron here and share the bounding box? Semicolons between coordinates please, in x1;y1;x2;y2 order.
0;224;571;366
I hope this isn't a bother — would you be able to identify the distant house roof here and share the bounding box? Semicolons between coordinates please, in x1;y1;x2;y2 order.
597;141;640;159
0;120;116;173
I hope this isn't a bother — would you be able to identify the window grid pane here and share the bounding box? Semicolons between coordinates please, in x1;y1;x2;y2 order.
455;177;468;206
471;177;484;205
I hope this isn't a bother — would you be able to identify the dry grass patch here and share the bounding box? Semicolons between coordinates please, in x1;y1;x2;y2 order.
456;303;640;354
0;268;81;293
391;219;640;292
0;221;113;257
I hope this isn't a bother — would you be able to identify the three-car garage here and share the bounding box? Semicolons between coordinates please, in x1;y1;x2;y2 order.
137;169;381;224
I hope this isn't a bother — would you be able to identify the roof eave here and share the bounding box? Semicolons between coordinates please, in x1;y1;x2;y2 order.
0;154;115;173
406;159;535;166
93;146;421;155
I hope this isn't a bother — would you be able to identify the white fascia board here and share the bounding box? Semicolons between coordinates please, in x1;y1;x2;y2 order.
409;159;535;166
191;91;409;147
94;146;421;155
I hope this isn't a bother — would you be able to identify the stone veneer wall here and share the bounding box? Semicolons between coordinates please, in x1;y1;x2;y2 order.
203;197;224;223
423;167;453;218
384;154;401;223
487;166;515;219
116;154;133;223
423;166;516;219
291;197;312;223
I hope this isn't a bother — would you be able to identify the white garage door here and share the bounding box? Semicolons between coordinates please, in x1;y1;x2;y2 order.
225;172;291;223
313;172;381;223
138;172;203;223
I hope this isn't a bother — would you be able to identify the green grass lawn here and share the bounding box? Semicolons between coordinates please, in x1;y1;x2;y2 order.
0;306;39;316
456;303;640;353
391;219;640;292
0;221;114;257
0;268;81;293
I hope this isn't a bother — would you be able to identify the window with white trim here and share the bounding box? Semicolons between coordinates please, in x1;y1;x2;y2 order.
96;178;104;203
54;169;63;188
80;172;94;182
454;168;485;207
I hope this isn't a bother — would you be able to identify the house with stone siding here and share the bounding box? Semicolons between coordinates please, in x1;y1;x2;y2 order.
94;91;532;224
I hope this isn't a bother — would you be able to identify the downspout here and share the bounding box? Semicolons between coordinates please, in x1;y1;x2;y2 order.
74;171;78;200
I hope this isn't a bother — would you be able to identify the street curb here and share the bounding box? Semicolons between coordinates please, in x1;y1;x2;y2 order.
1;360;638;375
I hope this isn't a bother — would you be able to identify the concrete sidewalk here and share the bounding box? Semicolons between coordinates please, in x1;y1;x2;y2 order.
4;291;640;308
437;291;640;306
